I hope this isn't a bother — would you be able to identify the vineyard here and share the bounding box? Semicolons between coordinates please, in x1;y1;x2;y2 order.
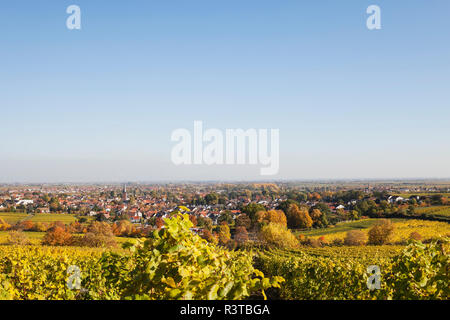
0;212;77;225
415;206;450;219
0;213;29;224
304;219;450;244
0;215;283;300
256;240;449;300
0;214;448;300
0;246;105;299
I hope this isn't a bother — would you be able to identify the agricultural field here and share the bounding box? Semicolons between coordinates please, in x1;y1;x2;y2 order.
0;215;284;300
294;245;404;261
295;219;382;237
0;212;29;224
26;213;77;224
0;214;448;300
303;219;450;244
0;212;78;225
0;231;45;245
256;239;449;300
0;230;138;246
393;192;450;198
415;206;450;219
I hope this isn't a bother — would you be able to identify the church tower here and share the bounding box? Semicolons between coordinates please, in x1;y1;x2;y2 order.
122;185;128;201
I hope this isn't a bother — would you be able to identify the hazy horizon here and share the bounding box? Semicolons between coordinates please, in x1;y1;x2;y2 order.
2;177;450;186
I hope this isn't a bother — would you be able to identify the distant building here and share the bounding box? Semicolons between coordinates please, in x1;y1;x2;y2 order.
122;185;128;202
388;196;404;204
16;199;34;206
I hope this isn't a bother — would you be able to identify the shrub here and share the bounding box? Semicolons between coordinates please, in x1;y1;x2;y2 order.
305;238;322;248
33;222;49;232
368;219;394;245
200;229;217;244
344;230;367;246
15;220;34;231
112;220;134;237
0;218;11;231
42;226;73;246
258;223;299;249
332;238;344;246
77;217;88;223
234;226;249;244
7;231;30;245
409;232;422;241
68;221;84;234
81;221;116;248
226;239;238;250
318;236;329;246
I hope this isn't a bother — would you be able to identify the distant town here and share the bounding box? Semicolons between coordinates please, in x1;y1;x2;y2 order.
2;180;449;229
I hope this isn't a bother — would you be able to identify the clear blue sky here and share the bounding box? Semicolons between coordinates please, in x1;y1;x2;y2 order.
1;1;449;182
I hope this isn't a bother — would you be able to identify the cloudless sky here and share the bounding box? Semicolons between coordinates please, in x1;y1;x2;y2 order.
0;0;449;182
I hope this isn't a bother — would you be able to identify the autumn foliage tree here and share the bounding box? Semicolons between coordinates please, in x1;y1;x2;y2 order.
234;226;249;244
218;222;231;246
67;221;83;234
81;221;117;248
241;203;266;225
112;220;135;237
310;208;322;221
258;223;299;249
287;204;313;229
42;226;73;246
235;214;251;230
256;210;287;228
15;220;34;231
32;222;49;232
197;216;213;232
200;229;217;244
368;219;394;245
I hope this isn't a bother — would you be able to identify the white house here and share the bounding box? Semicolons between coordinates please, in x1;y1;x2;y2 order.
388;196;404;204
16;199;34;206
